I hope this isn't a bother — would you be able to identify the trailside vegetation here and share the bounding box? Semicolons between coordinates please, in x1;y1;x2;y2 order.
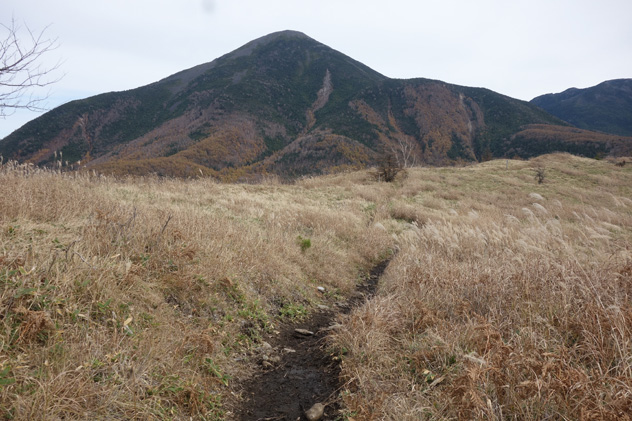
1;153;631;419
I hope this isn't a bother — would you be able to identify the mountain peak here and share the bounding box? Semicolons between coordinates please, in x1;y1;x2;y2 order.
256;29;311;41
228;30;316;59
159;30;315;87
3;31;627;179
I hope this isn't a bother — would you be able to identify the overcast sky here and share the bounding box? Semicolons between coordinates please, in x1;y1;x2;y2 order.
2;0;631;139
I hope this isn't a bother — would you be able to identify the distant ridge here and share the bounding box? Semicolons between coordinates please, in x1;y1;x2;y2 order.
531;79;632;136
1;30;630;179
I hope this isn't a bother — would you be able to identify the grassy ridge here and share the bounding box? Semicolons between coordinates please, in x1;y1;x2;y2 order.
331;154;632;419
1;154;632;419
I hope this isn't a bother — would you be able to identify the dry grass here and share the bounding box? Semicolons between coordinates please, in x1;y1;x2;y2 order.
0;161;392;420
1;154;632;420
331;153;632;420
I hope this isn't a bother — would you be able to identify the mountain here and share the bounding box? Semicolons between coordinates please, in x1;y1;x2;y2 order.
531;79;632;136
1;30;630;179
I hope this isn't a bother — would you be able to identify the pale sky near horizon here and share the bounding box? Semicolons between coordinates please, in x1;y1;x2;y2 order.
2;0;631;139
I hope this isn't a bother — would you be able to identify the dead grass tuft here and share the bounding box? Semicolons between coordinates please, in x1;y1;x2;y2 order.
14;307;55;344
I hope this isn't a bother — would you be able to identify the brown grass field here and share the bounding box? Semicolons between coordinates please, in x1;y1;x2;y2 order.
1;153;631;420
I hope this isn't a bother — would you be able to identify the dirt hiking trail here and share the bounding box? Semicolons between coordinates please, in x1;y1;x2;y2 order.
234;259;391;420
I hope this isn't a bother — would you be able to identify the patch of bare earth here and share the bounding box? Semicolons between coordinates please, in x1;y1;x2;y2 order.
234;259;390;421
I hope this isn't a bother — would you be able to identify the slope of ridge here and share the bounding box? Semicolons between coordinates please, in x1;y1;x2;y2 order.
531;79;632;136
1;30;626;179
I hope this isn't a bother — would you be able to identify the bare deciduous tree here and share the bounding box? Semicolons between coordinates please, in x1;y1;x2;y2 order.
389;135;417;169
1;18;61;118
374;135;418;182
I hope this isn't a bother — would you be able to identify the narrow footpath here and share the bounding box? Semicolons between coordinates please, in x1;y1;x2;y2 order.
235;259;391;420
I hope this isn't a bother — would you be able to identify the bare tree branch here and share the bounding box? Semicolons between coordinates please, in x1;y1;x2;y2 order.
0;17;62;118
389;135;418;169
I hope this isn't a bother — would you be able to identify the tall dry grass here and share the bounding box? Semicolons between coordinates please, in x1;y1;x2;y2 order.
0;161;392;419
332;154;632;420
2;154;632;420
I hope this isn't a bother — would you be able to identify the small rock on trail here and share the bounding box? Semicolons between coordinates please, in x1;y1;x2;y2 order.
294;328;314;336
304;402;325;420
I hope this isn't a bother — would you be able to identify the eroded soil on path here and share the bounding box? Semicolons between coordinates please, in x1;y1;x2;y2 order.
234;259;390;421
